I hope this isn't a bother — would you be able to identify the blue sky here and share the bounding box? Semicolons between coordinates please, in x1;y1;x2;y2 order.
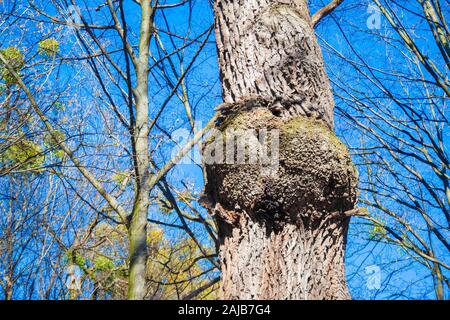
0;0;448;299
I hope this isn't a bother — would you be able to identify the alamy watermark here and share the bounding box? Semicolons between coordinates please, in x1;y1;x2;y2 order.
171;123;280;172
65;264;81;292
365;265;381;290
367;3;382;30
65;5;82;31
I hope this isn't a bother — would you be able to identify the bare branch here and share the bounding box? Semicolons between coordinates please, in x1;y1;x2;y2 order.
311;0;344;27
0;52;129;224
182;277;220;300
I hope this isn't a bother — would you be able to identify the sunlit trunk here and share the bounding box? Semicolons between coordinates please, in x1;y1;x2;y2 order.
204;0;358;299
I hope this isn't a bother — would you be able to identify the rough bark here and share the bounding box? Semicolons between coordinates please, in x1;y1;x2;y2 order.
204;0;358;299
214;0;335;128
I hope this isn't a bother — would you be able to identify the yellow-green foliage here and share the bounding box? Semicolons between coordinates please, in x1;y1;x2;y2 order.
44;130;65;159
369;221;387;240
111;171;128;186
1;139;44;171
0;46;25;85
148;236;218;299
38;38;60;57
93;256;115;272
147;228;164;248
74;222;217;299
53;101;65;111
64;249;87;268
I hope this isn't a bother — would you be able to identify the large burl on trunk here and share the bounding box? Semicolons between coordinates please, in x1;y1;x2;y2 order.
203;0;358;299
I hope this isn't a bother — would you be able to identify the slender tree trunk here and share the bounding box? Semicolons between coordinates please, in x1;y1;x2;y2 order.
128;0;153;300
432;262;444;300
204;0;358;299
4;279;13;300
5;222;14;300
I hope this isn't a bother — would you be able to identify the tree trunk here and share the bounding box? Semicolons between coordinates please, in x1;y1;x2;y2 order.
127;0;153;300
204;0;358;299
4;282;12;300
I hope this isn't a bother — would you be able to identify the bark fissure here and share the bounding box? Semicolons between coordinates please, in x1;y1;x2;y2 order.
214;0;335;128
204;0;359;300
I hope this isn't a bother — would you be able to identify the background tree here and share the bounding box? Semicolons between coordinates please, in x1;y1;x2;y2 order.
1;0;220;299
319;0;449;299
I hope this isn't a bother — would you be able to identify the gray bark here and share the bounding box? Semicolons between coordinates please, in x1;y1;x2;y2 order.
204;0;358;299
214;0;335;128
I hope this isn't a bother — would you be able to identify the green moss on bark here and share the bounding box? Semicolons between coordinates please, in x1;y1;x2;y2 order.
204;107;358;224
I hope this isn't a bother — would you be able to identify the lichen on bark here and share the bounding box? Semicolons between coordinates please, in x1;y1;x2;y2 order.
205;0;359;299
204;104;358;229
203;104;358;299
